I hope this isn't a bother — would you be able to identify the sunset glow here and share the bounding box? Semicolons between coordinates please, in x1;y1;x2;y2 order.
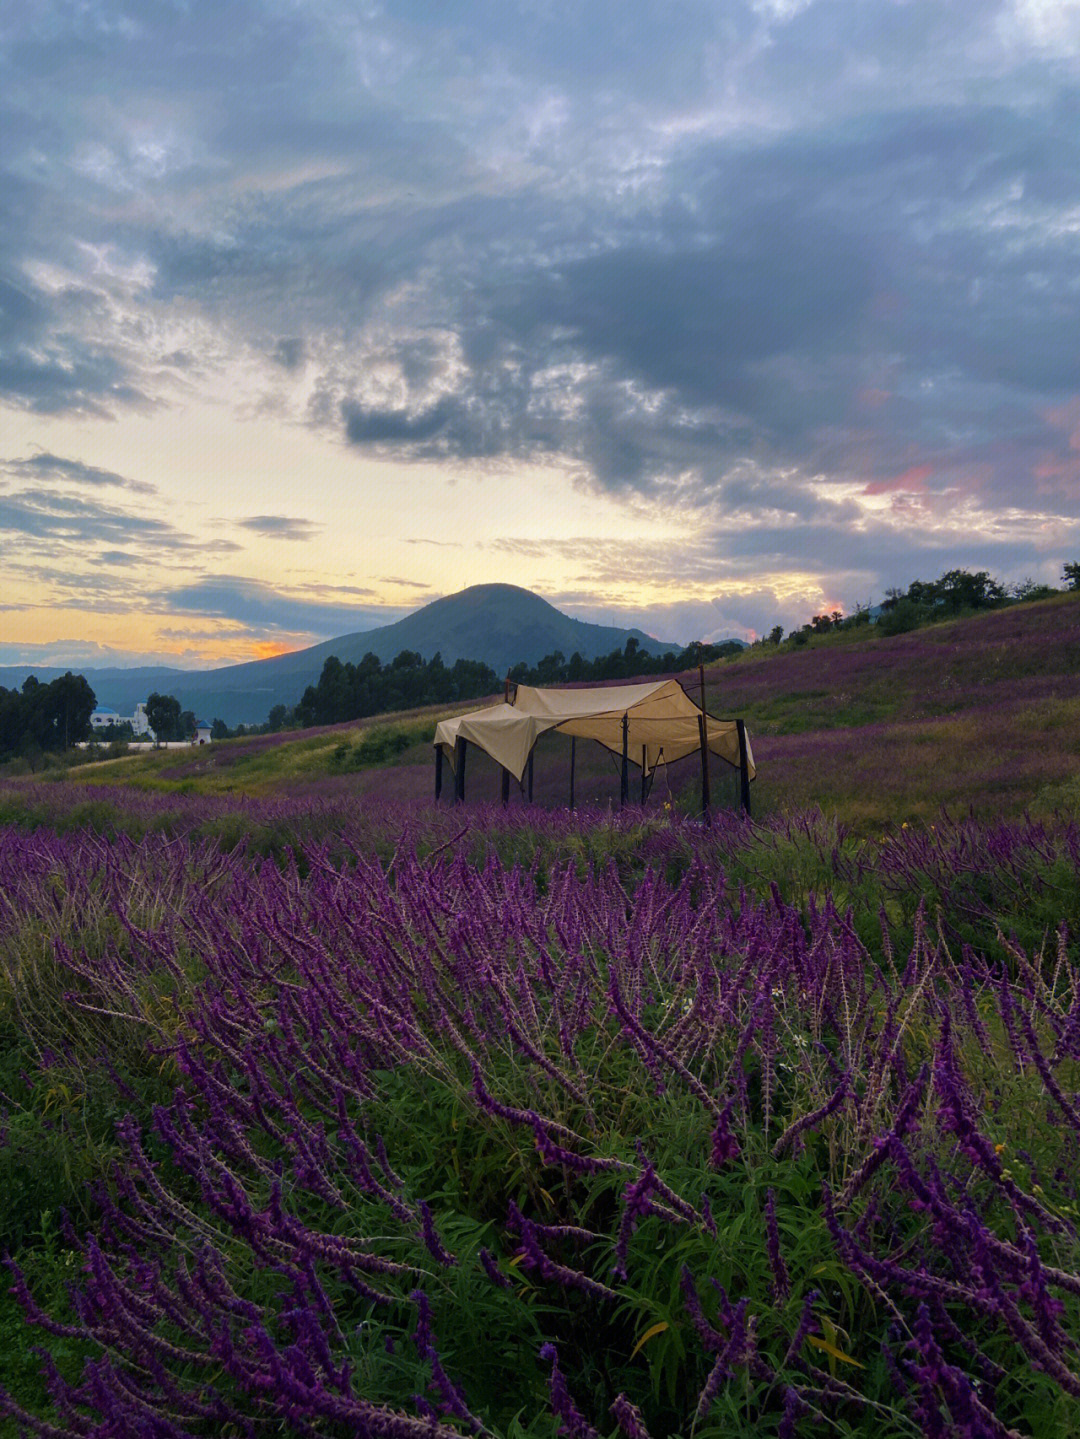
2;2;1078;670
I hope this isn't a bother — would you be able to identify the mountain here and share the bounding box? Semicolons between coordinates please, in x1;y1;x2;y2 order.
0;585;679;727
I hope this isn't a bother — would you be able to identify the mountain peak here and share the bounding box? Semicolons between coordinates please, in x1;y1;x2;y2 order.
13;585;679;726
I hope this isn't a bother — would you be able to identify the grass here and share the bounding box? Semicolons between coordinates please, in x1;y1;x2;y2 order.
49;716;438;796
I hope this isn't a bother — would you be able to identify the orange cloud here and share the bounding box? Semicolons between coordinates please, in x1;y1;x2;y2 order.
253;641;299;659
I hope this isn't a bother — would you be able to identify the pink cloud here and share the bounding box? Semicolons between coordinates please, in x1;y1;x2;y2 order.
863;462;934;496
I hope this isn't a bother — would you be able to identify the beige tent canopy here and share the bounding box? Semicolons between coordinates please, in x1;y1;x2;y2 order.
433;678;754;811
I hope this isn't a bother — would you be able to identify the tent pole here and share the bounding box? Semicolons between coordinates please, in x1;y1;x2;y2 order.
736;719;751;817
641;745;647;804
504;672;511;704
501;767;510;806
569;736;576;811
697;713;711;826
527;750;534;803
699;653;712;824
620;713;629;807
455;737;467;804
434;746;443;802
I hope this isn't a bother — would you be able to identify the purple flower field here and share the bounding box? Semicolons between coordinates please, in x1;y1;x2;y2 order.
2;786;1080;1437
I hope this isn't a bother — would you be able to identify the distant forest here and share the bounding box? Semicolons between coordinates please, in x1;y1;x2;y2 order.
289;637;741;730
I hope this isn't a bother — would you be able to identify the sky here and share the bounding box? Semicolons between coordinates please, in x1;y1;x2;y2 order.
2;0;1080;668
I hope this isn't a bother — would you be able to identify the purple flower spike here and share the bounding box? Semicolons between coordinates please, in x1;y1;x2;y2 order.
764;1188;790;1303
540;1342;601;1439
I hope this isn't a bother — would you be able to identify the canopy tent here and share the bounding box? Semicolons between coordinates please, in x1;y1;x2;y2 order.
432;678;754;813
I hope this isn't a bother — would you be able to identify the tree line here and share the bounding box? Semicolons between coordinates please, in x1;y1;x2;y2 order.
0;673;96;765
752;563;1079;648
290;637;742;730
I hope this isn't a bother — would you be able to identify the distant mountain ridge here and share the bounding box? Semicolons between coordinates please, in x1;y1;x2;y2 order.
0;585;680;727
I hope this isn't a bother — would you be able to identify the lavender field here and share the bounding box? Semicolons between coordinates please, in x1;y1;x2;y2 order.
3;599;1080;1437
1;781;1080;1439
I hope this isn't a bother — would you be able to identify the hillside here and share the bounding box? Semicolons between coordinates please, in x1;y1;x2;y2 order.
49;591;1080;829
0;585;677;727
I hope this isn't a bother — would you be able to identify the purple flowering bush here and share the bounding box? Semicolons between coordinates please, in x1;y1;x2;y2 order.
2;803;1080;1437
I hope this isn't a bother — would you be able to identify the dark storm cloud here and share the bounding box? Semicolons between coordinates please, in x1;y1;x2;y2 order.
237;515;321;541
157;576;406;637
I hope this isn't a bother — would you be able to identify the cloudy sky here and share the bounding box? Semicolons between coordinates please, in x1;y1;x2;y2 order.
3;0;1080;667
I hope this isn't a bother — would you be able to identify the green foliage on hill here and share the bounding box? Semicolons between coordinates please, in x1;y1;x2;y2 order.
293;638;740;729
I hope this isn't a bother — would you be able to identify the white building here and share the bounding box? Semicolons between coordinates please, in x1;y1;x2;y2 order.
89;702;156;739
194;720;212;745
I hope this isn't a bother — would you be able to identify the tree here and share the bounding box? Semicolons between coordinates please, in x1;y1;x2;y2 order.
48;672;95;749
145;692;182;744
768;625;784;645
211;718;230;741
933;569;1005;612
1063;562;1080;592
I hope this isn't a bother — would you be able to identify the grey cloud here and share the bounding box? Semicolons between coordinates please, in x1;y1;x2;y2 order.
0;337;147;415
7;453;156;495
272;338;305;370
156;576;408;637
0;489;238;553
343;398;459;446
237;515;321;541
3;562;149;611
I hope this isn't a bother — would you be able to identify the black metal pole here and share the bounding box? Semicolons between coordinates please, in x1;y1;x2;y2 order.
641;745;647;804
569;736;576;811
435;745;443;801
527;750;534;803
620;713;629;807
697;713;711;825
501;767;511;806
699;654;712;822
455;737;467;803
736;719;751;817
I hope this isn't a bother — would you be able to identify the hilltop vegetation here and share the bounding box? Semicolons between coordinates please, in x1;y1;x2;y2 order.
292;637;741;730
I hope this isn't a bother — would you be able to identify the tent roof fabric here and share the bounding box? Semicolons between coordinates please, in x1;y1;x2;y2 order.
433;678;755;784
